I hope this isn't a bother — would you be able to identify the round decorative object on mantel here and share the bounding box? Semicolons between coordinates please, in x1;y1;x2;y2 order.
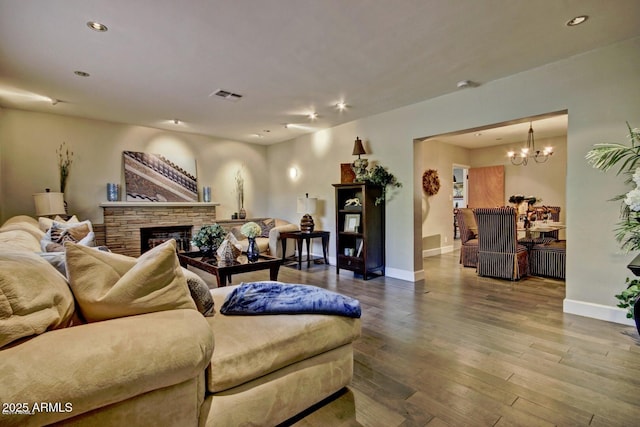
239;208;246;219
422;169;441;196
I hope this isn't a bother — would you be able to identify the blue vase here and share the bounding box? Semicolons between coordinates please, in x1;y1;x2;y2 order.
246;237;259;262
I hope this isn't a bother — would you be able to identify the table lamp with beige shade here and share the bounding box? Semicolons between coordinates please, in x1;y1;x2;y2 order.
33;189;66;218
297;193;318;233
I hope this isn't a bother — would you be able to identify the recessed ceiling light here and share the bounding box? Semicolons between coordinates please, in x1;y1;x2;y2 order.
566;15;588;26
457;80;478;89
74;70;90;77
87;21;108;32
308;112;318;120
173;119;181;125
336;101;347;111
253;133;263;138
284;124;289;129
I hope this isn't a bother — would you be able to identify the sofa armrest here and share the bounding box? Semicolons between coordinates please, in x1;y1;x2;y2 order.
0;309;214;426
269;223;299;258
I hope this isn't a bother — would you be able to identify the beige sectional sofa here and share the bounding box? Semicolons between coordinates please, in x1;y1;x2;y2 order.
0;215;361;426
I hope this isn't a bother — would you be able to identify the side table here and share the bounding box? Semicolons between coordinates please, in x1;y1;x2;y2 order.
280;230;330;269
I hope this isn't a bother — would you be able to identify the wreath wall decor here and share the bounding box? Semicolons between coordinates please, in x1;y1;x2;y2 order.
422;169;441;196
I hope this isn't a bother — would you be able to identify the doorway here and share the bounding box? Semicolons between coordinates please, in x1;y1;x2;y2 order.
418;110;568;265
452;165;468;243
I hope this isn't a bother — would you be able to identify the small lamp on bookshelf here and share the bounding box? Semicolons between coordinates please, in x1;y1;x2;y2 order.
297;193;318;233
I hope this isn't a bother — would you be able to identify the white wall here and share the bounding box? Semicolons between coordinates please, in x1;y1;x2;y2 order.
0;110;270;223
267;36;640;324
420;140;470;254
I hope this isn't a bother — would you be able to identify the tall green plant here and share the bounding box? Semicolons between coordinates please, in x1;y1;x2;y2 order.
587;123;640;319
586;123;640;252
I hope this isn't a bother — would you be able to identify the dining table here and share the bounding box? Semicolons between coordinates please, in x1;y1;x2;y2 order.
517;220;564;244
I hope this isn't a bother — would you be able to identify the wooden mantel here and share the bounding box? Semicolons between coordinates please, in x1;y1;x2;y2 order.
99;201;220;208
101;201;219;256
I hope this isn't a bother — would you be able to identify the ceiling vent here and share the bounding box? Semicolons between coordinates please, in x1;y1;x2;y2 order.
210;89;243;102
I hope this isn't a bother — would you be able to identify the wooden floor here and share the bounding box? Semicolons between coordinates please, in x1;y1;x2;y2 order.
210;251;640;426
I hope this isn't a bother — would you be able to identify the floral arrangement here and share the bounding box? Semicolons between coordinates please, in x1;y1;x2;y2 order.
57;142;73;193
192;224;226;252
362;164;402;205
422;169;440;196
240;221;262;239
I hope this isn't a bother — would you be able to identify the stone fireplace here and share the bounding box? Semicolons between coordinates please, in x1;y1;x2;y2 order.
101;202;218;257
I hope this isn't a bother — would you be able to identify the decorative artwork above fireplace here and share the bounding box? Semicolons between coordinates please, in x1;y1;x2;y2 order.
123;150;198;202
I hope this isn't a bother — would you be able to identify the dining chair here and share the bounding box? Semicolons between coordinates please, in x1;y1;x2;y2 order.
474;207;529;280
530;240;566;279
455;208;478;268
545;206;561;240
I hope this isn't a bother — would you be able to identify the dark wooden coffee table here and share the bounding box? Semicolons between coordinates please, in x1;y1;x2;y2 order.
178;252;282;287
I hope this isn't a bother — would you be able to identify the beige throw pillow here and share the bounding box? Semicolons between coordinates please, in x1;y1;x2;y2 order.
0;251;75;348
38;215;79;232
65;239;197;322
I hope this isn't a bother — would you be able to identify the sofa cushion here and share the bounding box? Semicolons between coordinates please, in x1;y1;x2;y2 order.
1;309;213;427
65;239;197;322
182;268;215;317
0;221;45;241
41;220;95;252
0;229;42;253
206;285;361;392
2;215;40;229
258;218;276;237
38;215;79;232
0;251;75;348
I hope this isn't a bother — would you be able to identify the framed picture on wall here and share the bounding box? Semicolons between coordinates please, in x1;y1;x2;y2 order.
344;214;360;232
122;151;198;202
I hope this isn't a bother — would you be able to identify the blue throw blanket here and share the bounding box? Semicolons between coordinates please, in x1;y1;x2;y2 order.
220;281;361;318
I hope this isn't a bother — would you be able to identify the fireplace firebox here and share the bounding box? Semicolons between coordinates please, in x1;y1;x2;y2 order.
140;225;192;254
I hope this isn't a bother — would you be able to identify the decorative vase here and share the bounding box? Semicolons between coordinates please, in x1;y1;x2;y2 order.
107;183;120;201
239;208;246;219
246;237;259;262
632;296;640;335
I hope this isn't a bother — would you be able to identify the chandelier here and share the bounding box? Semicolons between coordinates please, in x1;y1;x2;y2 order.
507;123;553;166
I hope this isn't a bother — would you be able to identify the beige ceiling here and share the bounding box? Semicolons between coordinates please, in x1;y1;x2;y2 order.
429;113;569;149
0;1;638;145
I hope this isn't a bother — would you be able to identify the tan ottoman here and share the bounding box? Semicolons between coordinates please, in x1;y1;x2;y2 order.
200;285;361;426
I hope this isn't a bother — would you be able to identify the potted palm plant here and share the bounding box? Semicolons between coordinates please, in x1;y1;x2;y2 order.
586;122;640;331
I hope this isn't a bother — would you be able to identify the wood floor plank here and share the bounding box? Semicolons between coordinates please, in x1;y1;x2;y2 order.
225;251;640;426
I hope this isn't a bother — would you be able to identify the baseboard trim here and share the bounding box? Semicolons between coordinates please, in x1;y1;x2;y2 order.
422;245;454;258
563;298;635;326
386;267;422;282
329;256;420;283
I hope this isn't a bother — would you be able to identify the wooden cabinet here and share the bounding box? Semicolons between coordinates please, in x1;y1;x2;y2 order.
333;183;385;280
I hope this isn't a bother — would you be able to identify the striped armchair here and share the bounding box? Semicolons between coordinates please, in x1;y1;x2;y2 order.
474;207;529;280
455;208;478;268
